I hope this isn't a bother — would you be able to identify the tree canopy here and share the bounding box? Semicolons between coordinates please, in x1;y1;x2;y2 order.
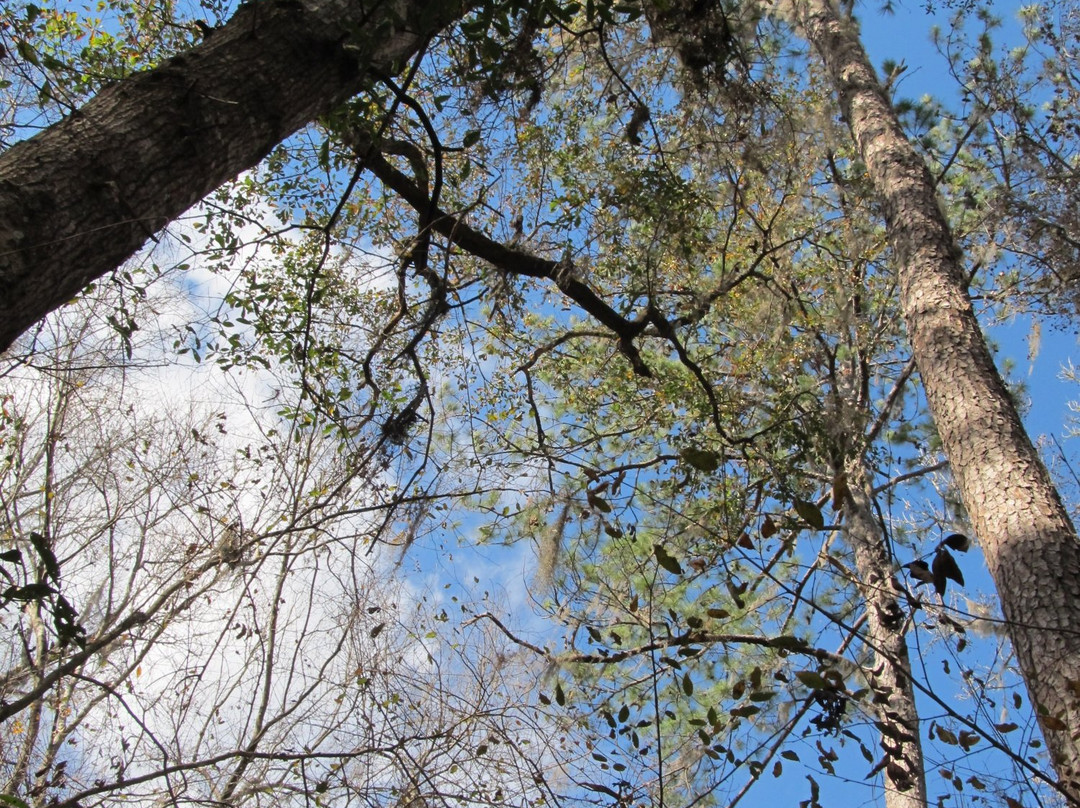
1;0;1079;806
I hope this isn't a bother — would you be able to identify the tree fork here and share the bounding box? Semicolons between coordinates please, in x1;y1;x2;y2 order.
0;0;470;351
795;0;1080;795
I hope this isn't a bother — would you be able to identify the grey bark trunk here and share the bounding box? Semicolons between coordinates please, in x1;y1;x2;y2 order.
0;0;470;350
844;461;927;808
797;0;1080;797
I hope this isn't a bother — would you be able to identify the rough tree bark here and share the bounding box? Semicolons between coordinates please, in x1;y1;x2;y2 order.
0;0;470;350
796;0;1080;797
844;461;927;808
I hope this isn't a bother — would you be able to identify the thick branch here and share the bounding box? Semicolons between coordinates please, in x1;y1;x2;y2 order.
0;0;473;351
350;133;655;375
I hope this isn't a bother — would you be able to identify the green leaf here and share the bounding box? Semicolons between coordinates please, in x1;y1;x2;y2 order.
462;129;482;148
795;670;831;689
682;672;693;696
680;447;720;472
653;544;683;575
793;499;824;530
15;40;39;66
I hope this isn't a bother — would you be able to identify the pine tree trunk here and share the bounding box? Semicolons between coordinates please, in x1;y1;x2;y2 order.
844;460;927;808
797;0;1080;796
0;0;469;350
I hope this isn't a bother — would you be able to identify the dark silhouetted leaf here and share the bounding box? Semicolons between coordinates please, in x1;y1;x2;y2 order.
730;705;760;718
943;532;970;552
3;583;55;601
1042;714;1068;731
932;548;964;595
761;515;777;538
683;673;693;696
29;531;60;583
904;559;934;585
587;491;612;513
886;761;914;791
0;549;20;563
958;730;980;750
727;579;747;608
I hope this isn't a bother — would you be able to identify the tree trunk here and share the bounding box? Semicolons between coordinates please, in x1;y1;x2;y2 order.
844;460;927;808
797;0;1080;796
0;0;470;351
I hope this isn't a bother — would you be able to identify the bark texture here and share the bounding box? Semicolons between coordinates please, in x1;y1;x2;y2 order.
0;0;470;351
844;461;927;808
797;0;1080;796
